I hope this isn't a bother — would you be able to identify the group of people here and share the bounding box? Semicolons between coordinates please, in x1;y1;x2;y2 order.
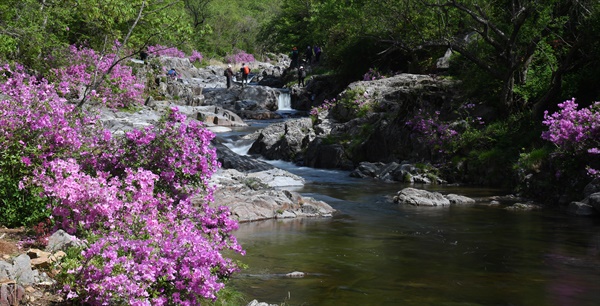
292;45;322;87
290;45;322;69
223;63;251;89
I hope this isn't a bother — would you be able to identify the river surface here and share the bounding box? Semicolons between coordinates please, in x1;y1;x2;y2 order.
219;120;600;306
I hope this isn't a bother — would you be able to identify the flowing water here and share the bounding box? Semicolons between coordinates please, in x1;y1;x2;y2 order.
221;121;600;306
277;89;292;111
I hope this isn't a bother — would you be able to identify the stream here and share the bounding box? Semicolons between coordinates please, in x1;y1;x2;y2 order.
218;116;600;306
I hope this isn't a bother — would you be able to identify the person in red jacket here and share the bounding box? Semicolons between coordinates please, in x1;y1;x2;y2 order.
240;63;250;87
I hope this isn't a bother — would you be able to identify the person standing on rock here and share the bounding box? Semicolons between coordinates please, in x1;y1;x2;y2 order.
305;45;313;64
298;66;306;87
225;64;234;89
290;47;299;69
314;45;322;63
240;63;250;88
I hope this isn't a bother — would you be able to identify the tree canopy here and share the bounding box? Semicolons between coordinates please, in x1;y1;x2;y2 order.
1;0;599;114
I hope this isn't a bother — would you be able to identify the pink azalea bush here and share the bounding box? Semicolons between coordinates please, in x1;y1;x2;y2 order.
0;63;99;225
50;44;145;108
189;50;204;63
406;108;460;154
405;103;482;155
1;63;243;304
309;98;337;117
147;45;187;58
224;50;255;64
542;98;600;177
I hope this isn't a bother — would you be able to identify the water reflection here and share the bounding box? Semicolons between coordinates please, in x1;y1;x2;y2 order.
230;184;600;306
219;120;600;306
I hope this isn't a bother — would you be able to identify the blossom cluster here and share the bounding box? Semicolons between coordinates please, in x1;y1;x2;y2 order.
542;98;600;177
362;68;385;81
147;45;187;58
49;45;145;108
189;50;204;63
146;45;204;64
405;108;459;154
224;50;256;64
309;98;337;116
1;63;243;304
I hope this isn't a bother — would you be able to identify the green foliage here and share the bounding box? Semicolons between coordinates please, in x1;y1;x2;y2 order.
0;144;49;227
515;146;552;173
514;41;557;103
330;87;379;122
198;0;282;58
202;285;248;306
446;111;543;186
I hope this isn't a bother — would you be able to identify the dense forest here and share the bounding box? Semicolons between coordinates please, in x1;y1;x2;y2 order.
2;0;599;109
2;0;600;304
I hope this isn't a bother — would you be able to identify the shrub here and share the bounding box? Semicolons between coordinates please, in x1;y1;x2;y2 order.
189;50;204;63
0;63;98;226
542;98;600;177
224;50;255;64
147;45;187;58
1;63;243;304
49;44;145;108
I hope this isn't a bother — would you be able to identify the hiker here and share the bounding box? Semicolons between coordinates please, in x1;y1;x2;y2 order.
240;63;250;87
314;45;322;63
224;64;234;89
290;47;299;69
140;48;148;62
306;45;313;64
298;66;306;87
167;68;177;81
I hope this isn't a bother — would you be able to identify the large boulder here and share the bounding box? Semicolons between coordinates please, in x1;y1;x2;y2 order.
303;137;354;170
393;187;475;207
246;118;315;161
202;86;280;119
393;188;451;207
303;73;459;170
214;142;275;173
209;169;335;222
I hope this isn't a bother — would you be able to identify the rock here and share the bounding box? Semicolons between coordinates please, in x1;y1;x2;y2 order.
209;169;335;222
586;192;600;213
46;230;86;253
214;142;275;173
203;86;280;118
350;162;385;178
246;300;278;306
350;161;447;184
27;249;52;269
504;202;541;211
304;138;353;170
583;178;600;198
247;117;315;162
12;255;34;285
567;202;598;216
393;187;452;207
303;73;459;170
0;261;13;281
286;271;305;278
0;283;25;306
446;194;476;205
246;169;305;188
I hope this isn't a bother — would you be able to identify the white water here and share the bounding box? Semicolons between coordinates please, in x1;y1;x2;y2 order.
277;90;292;110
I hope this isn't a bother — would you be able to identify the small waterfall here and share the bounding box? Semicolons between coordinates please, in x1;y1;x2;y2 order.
277;90;292;110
